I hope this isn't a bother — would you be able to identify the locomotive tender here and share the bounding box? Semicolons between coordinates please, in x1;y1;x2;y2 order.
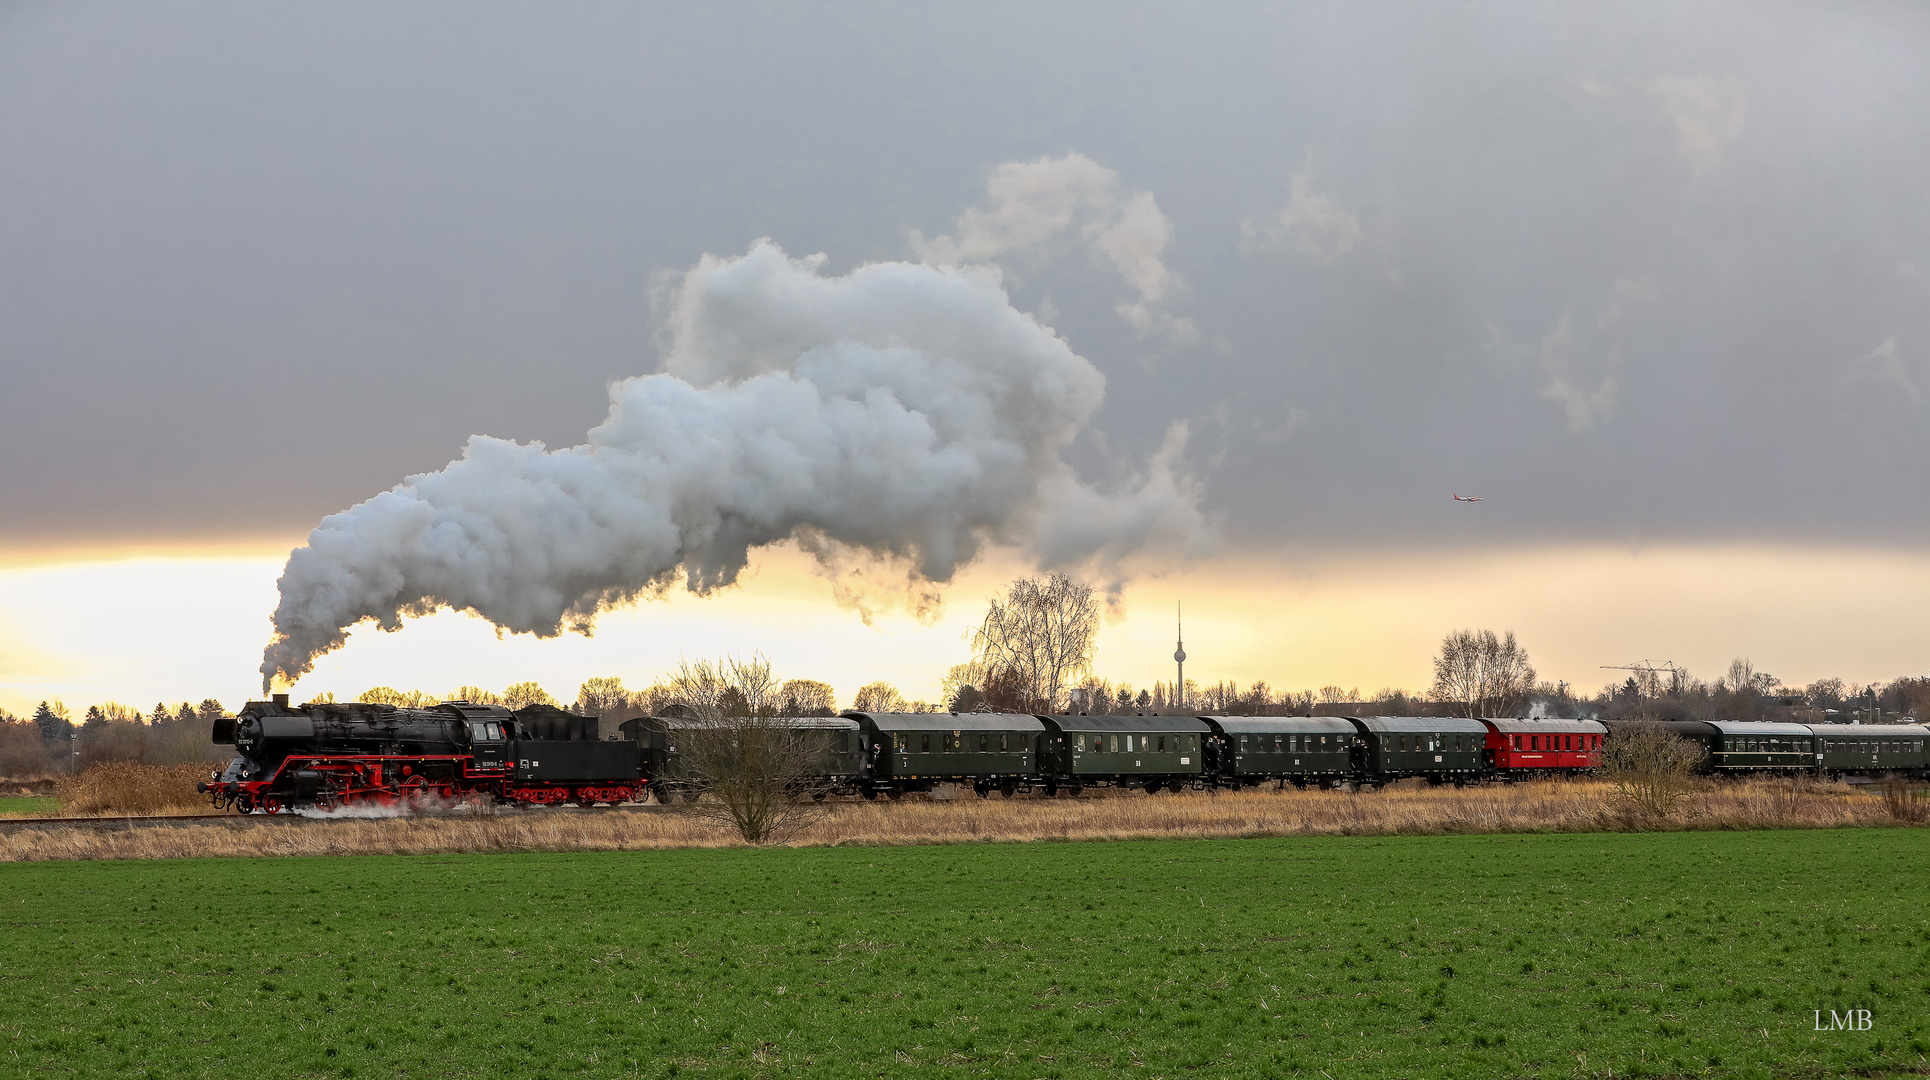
202;695;1929;812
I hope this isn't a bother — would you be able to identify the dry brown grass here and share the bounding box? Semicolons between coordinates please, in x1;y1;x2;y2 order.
51;762;212;816
0;777;1920;862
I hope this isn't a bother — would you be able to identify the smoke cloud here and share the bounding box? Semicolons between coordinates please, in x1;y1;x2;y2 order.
260;241;1210;690
910;153;1193;338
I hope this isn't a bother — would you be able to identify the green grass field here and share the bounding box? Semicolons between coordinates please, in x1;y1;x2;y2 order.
0;795;56;817
0;831;1925;1079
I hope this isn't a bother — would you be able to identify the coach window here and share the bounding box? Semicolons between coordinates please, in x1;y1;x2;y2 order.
921;733;931;752
1512;735;1522;750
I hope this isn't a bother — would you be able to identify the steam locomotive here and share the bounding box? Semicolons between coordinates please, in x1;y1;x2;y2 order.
201;697;1930;813
199;695;640;813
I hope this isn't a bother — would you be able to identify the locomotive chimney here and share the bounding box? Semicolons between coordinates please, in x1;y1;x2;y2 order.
272;693;289;709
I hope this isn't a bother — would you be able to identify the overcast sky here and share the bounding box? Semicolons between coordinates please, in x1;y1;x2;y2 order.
5;0;1928;556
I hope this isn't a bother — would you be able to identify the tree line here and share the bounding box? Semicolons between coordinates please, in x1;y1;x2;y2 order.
6;575;1923;778
0;699;226;776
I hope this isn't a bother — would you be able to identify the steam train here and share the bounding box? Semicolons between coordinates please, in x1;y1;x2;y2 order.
199;695;640;813
200;696;1929;813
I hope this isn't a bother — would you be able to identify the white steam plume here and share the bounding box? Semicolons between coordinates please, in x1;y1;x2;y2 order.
261;241;1210;690
910;152;1194;339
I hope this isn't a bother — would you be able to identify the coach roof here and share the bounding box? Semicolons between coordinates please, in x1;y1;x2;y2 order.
1201;716;1357;735
1041;714;1211;733
1802;723;1928;737
1706;721;1816;738
1482;718;1607;735
1349;716;1490;734
845;712;1046;732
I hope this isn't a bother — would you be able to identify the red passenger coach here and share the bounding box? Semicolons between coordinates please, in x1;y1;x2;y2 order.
1481;718;1606;778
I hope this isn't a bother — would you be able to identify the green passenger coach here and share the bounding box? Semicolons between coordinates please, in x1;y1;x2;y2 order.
618;715;864;802
1037;714;1210;796
1347;716;1489;787
846;712;1046;798
1806;723;1927;777
1705;721;1816;772
1200;716;1355;788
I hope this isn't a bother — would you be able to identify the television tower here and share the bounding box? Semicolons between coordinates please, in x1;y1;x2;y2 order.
1173;602;1186;709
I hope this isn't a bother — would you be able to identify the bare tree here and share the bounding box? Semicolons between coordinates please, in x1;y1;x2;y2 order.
449;685;505;705
1598;723;1705;821
1316;685;1357;705
576;677;629;716
969;574;1100;713
852;681;906;713
667;655;827;844
1430;629;1537;717
1068;674;1112;713
779;679;837;716
357;686;434;707
0;717;48;777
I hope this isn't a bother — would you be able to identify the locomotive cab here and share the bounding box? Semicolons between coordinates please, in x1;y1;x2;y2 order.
466;719;509;771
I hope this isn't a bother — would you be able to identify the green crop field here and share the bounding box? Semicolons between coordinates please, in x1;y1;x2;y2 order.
0;831;1925;1079
0;796;56;817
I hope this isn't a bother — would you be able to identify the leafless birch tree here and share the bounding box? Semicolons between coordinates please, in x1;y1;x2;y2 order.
1430;629;1537;717
969;574;1100;713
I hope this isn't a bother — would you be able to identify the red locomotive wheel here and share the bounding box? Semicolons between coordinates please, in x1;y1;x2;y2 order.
401;775;431;808
261;796;283;815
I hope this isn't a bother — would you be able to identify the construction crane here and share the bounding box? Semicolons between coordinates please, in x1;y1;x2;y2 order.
1601;660;1681;699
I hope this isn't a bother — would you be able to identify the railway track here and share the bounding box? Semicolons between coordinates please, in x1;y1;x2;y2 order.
0;803;682;831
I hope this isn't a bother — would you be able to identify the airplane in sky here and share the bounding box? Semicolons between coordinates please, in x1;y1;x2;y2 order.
1452;493;1482;502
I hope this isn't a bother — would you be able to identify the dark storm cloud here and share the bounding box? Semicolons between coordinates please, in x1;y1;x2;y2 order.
2;1;1926;551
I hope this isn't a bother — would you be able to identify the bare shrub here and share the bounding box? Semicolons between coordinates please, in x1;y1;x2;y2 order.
54;762;211;816
669;655;830;844
1599;724;1704;821
1878;775;1928;824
